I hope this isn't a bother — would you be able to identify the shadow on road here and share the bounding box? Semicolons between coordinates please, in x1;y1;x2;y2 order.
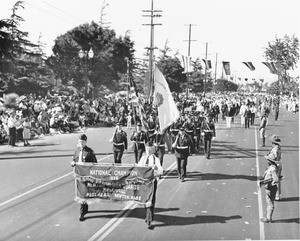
84;206;242;229
273;218;299;224
277;196;299;202
163;170;258;182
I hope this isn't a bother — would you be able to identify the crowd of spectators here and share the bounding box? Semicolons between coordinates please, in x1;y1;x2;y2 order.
0;91;298;147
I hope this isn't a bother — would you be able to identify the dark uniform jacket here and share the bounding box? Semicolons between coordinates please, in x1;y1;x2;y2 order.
183;121;195;137
112;130;128;152
130;130;148;152
201;120;216;139
73;146;97;163
174;133;193;158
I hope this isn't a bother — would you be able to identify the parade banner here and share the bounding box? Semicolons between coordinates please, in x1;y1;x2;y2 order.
74;164;155;205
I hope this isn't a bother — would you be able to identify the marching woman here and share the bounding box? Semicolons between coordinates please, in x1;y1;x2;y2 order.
138;140;163;229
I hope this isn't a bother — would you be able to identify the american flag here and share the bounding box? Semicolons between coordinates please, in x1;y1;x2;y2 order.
129;78;138;106
129;78;148;130
138;98;149;131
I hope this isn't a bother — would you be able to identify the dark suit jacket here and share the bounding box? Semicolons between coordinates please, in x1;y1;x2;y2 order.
73;145;97;163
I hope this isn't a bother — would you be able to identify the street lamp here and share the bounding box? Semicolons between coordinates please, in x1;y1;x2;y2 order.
78;48;94;99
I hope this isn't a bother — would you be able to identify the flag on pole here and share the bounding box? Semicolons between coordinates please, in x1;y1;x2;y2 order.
129;78;138;106
222;61;231;75
242;62;256;71
153;65;180;133
138;99;149;130
202;59;212;69
262;62;277;74
182;55;192;73
259;79;264;82
238;77;241;81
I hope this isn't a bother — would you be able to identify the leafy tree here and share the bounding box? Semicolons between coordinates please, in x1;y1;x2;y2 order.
156;55;186;93
47;22;135;97
0;1;52;95
264;35;299;93
213;78;238;92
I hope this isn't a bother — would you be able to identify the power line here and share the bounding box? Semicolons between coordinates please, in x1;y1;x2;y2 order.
41;1;86;23
24;1;78;25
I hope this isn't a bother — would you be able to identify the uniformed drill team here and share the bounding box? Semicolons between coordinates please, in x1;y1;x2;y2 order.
70;94;289;228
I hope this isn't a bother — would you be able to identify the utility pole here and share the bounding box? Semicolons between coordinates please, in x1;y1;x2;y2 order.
183;24;196;99
203;42;208;97
142;0;162;102
214;53;218;83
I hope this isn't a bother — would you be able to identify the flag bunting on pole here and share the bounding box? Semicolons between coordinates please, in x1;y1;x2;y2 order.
153;65;180;133
202;59;212;69
222;61;231;75
262;62;277;74
259;79;264;82
182;55;192;73
242;62;256;71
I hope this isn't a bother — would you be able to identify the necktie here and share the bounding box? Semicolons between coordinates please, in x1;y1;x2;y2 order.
145;156;150;165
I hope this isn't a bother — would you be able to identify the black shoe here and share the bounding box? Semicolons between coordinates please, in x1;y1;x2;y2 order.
147;220;152;229
181;178;185;182
79;214;85;221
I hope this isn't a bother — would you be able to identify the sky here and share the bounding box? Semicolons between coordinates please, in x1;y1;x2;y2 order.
1;0;299;84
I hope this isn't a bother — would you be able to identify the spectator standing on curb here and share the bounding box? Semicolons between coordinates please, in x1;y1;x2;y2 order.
22;117;31;146
260;153;279;223
268;135;282;200
7;110;17;147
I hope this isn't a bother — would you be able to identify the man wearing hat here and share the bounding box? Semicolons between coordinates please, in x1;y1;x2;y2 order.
260;153;279;223
70;134;97;221
130;122;149;163
268;134;282;200
110;122;128;164
201;115;216;159
172;125;193;182
259;113;267;147
138;140;163;229
182;115;196;154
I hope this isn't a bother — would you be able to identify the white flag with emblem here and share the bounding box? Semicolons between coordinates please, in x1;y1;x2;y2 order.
153;65;180;133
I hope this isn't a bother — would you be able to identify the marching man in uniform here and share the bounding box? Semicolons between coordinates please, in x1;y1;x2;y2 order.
110;122;128;164
172;125;193;182
130;122;148;163
70;134;97;221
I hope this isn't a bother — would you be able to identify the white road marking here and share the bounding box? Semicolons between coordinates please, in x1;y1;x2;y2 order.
88;161;177;241
0;155;112;208
254;127;265;240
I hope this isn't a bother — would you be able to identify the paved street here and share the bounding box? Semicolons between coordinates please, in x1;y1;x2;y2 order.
0;108;298;241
